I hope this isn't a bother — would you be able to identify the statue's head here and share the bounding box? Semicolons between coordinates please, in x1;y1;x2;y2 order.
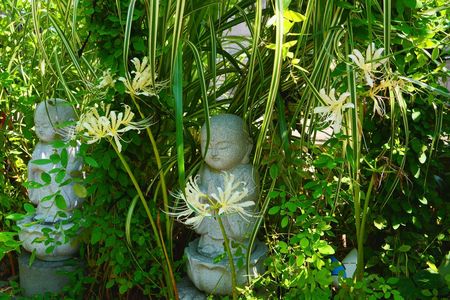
200;114;253;171
34;99;76;142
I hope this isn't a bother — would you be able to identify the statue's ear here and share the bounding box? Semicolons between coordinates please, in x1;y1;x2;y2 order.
241;138;253;164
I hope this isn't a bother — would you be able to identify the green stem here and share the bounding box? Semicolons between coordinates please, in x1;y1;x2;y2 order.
357;173;376;279
129;95;172;256
217;215;237;300
109;139;178;299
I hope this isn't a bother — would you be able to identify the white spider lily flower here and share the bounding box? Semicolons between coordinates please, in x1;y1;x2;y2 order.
314;88;354;134
169;176;212;228
210;173;254;219
118;57;166;97
76;104;151;152
349;43;387;87
97;69;116;89
170;173;255;228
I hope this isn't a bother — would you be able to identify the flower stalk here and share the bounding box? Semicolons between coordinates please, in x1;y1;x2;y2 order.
109;138;178;299
217;215;238;300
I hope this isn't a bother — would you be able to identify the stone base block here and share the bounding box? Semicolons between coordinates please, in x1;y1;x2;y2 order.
18;251;82;297
185;238;267;295
18;216;79;261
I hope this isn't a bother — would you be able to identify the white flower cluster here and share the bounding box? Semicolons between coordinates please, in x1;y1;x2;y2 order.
170;173;255;228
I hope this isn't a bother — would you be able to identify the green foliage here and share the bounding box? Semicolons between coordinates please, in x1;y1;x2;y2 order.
0;0;449;299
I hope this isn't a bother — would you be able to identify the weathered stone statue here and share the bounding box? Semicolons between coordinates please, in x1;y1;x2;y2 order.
18;98;83;261
184;114;266;296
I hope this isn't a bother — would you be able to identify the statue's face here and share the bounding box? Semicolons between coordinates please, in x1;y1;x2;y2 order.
201;127;249;171
35;116;57;142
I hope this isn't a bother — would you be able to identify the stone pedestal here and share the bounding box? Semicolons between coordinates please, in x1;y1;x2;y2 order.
18;216;79;261
185;238;267;295
18;252;82;297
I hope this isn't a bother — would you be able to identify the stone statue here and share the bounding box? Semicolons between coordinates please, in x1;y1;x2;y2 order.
184;114;266;296
195;114;258;257
28;99;83;222
19;99;83;261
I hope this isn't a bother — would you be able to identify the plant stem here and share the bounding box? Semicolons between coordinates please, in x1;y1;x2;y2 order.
357;173;376;279
109;139;178;299
217;215;238;300
129;95;172;256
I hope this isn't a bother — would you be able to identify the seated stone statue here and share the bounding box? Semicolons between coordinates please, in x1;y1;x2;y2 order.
195;114;258;256
184;114;266;296
28;98;83;222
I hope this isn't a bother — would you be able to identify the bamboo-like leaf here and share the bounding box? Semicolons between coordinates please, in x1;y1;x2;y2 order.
173;42;185;189
144;0;158;86
123;0;137;78
244;0;262;116
208;13;217;101
253;0;284;167
171;0;186;75
48;14;87;88
125;195;140;247
186;40;210;154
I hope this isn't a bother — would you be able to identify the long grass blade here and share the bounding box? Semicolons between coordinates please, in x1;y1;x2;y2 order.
173;41;185;189
253;0;284;167
123;0;137;77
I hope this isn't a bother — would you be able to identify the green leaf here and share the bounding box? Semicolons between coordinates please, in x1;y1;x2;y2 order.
40;172;51;184
296;254;305;266
268;206;280;215
51;140;66;148
55;170;66;184
6;213;25;221
91;226;102;245
317;243;335;255
73;183;87;198
24;203;36;214
84;156;99;168
397;245;411;252
283;10;306;22
300;238;309;249
31;159;52;165
285;202;297;213
29;250;36;266
431;47;439;60
270;164;279;179
50;153;60;164
55;195;67;210
278;241;288;253
60;149;68;168
119;284;128;294
281;216;289;228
